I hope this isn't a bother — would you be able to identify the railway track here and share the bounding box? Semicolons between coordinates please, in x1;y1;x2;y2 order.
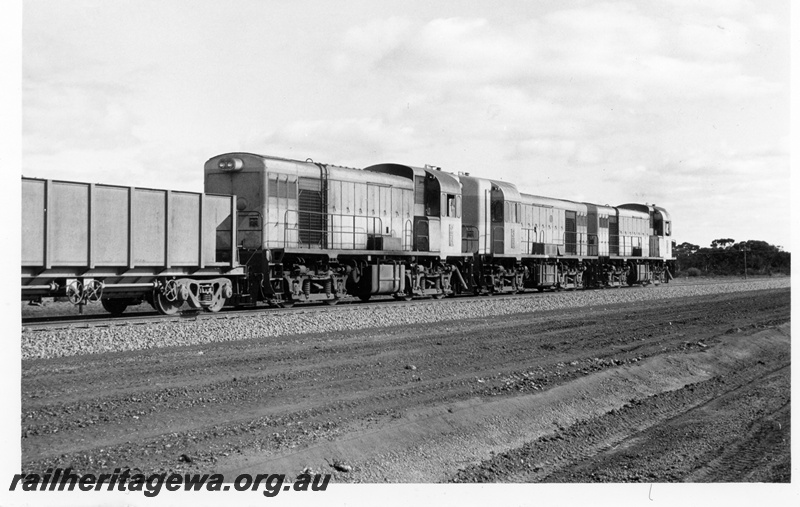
20;277;767;331
22;284;651;331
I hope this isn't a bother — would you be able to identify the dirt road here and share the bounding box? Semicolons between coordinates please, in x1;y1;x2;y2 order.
21;287;790;483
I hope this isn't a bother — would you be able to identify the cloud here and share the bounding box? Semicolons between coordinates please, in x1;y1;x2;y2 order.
322;3;784;174
254;117;420;165
333;4;781;102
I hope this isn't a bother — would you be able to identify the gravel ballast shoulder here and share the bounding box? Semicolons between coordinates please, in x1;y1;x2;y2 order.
21;278;790;360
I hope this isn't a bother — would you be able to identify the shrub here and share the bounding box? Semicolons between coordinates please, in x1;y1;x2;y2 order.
687;267;702;277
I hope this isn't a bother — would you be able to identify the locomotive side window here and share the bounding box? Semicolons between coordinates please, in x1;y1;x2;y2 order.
414;176;425;205
425;179;440;216
446;194;456;217
665;221;671;236
491;200;503;222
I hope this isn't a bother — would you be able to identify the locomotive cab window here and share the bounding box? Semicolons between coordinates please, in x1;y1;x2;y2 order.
491;200;504;222
425;180;440;217
445;194;456;217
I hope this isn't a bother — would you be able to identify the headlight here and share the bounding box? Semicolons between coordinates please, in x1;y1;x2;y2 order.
218;158;244;171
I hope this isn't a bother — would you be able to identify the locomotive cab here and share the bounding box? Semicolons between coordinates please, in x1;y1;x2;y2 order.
364;164;462;258
617;203;673;259
459;175;522;258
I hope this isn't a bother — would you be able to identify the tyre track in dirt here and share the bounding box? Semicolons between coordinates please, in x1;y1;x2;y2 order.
451;347;790;483
21;288;790;482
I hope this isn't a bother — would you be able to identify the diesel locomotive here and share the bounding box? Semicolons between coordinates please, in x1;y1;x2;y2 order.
21;152;674;314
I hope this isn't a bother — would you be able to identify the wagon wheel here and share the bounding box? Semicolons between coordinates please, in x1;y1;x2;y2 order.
162;279;180;302
101;298;128;315
205;293;226;312
153;288;183;315
84;280;103;302
66;280;83;305
323;298;339;306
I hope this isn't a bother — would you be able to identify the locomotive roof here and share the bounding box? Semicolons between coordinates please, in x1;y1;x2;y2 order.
364;163;462;195
457;174;522;202
520;193;584;211
619;203;671;220
490;179;521;202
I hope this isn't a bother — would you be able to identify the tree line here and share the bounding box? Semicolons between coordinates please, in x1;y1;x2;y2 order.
672;239;790;276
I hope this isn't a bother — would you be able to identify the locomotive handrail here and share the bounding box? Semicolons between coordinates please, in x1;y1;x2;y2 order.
562;232;599;256
609;234;644;257
402;219;413;251
282;209;384;250
521;227;561;255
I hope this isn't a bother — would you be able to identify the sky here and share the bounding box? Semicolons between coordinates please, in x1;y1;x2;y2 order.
18;0;793;251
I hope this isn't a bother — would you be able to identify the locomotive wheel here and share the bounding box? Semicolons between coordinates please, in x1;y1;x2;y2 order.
279;298;294;308
152;291;182;315
358;293;371;302
323;298;338;306
101;298;128;315
205;295;226;312
396;275;414;300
